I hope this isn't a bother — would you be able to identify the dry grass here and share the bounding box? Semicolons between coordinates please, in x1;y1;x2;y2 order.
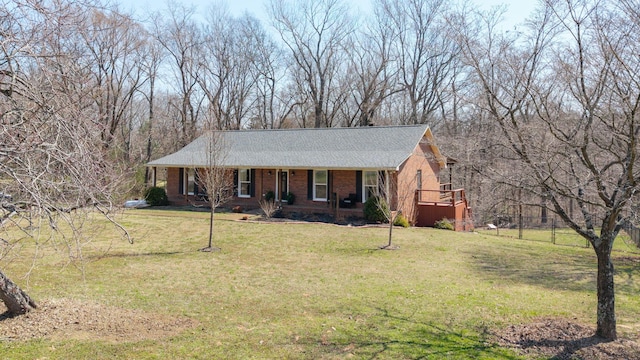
0;208;638;359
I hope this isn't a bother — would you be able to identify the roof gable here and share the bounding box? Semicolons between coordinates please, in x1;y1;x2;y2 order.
148;125;443;170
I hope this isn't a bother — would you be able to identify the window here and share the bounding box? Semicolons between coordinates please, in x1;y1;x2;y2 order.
186;168;196;195
363;171;378;202
313;170;327;201
238;168;251;198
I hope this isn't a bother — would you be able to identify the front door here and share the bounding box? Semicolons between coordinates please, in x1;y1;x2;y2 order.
280;170;289;202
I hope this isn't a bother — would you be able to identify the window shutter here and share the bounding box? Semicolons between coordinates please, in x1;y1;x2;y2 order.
307;170;313;200
250;169;256;197
355;170;362;203
327;170;332;201
233;169;238;197
178;168;184;195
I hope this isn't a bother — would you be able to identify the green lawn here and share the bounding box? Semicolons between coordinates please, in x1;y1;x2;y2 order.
1;209;639;359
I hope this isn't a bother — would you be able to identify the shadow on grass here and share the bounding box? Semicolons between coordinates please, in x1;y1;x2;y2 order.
612;257;640;294
466;245;597;293
87;250;189;261
298;307;521;359
466;246;640;296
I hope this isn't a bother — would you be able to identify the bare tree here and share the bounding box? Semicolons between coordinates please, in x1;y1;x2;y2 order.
81;7;148;151
199;8;261;130
139;34;164;184
457;0;640;340
0;0;131;315
344;10;398;127
249;18;296;129
196;131;233;252
365;170;417;249
269;0;354;128
376;171;401;249
151;2;203;146
378;0;457;126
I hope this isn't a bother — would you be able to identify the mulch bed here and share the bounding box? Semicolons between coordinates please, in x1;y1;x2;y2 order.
0;298;197;342
494;317;640;359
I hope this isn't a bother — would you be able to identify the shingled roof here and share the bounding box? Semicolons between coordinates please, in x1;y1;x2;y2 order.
147;124;445;170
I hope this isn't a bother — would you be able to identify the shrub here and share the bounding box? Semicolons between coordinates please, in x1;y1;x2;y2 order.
264;191;275;202
144;186;169;206
285;192;295;205
363;196;388;223
434;218;455;231
393;213;410;228
259;199;278;219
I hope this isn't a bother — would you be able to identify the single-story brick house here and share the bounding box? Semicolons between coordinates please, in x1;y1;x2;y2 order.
147;125;472;230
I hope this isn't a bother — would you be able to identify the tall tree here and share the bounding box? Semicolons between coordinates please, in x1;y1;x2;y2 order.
139;33;164;184
199;8;261;130
269;0;354;128
249;14;295;129
457;0;640;340
345;8;398;127
378;0;457;126
81;7;148;151
0;0;131;314
151;2;203;146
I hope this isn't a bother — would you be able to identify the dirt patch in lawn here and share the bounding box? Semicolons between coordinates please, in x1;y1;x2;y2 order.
0;298;197;342
494;317;640;359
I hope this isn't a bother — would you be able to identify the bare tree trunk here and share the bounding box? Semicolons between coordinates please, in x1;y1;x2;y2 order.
208;207;214;249
144;73;155;186
387;217;393;248
0;270;37;315
595;243;616;340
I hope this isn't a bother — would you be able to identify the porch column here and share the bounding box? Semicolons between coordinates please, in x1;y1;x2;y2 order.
152;167;157;187
275;169;280;202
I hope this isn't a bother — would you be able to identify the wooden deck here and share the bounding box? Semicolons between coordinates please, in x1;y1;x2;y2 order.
415;189;474;231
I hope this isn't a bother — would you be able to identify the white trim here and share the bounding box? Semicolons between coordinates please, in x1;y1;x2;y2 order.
362;170;378;203
279;170;289;202
313;170;328;201
238;168;251;198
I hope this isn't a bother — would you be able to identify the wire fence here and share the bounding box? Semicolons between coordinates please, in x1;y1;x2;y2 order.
475;215;640;251
624;223;640;247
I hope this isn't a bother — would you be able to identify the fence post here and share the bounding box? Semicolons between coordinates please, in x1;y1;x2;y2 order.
552;218;556;245
518;212;523;240
517;189;523;240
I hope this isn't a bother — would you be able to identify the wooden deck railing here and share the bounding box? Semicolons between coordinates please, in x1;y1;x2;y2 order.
415;188;474;231
416;188;467;206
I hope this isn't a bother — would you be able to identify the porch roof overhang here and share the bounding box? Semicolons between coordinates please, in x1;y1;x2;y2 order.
148;124;445;171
